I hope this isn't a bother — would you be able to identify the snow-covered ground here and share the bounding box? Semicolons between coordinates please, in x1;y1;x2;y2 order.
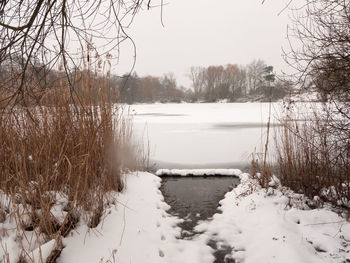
0;172;211;263
195;173;350;263
2;171;349;262
58;172;214;263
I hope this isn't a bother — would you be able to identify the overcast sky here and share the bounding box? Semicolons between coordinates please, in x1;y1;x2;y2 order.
114;0;296;87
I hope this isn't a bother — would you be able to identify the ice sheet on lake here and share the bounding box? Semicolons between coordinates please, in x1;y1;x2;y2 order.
130;103;281;167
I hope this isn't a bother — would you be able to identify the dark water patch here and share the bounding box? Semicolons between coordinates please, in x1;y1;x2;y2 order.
135;113;187;117
160;173;235;177
160;176;240;261
210;122;283;130
160;176;240;234
207;240;235;263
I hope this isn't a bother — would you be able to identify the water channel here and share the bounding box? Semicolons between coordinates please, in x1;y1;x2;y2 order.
160;176;240;262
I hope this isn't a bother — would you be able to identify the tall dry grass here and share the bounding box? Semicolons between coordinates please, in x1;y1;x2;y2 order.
250;101;350;212
0;67;144;261
276;112;350;209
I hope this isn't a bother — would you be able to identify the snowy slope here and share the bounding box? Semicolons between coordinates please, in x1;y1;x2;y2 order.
195;173;350;263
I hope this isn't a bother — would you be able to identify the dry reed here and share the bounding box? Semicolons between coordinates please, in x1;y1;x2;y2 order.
251;101;350;213
0;66;144;261
276;112;350;209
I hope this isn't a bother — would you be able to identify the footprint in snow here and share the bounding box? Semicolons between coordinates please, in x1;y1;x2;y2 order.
159;250;165;257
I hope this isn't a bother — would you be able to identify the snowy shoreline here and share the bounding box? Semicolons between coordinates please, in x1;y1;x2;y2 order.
1;171;350;262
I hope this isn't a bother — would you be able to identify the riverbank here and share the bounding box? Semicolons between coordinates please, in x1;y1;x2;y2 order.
2;171;349;262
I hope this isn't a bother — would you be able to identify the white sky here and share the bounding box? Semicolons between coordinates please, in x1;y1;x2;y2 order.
114;0;296;87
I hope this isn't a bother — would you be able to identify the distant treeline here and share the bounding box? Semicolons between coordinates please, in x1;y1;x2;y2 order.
115;60;293;104
114;73;186;104
0;58;293;105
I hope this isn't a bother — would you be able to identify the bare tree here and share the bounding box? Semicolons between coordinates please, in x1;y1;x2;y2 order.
224;64;247;100
204;65;225;102
161;73;179;101
187;61;289;102
286;0;350;101
188;66;205;100
0;0;156;106
286;0;350;132
246;59;266;94
280;0;350;202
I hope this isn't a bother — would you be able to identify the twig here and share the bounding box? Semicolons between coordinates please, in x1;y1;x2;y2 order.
119;200;128;246
304;220;346;226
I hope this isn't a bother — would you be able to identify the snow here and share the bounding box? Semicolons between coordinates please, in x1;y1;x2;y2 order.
129;102;329;169
0;190;67;263
287;90;320;102
58;172;214;263
130;103;282;168
195;173;350;263
130;103;279;125
1;172;210;263
1;171;350;262
156;168;242;177
27;239;58;263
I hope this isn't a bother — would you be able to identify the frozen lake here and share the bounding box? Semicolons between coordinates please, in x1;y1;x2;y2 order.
130;103;284;170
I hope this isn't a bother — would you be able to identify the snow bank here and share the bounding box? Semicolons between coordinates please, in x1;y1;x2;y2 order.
2;171;349;263
156;168;242;177
195;173;350;263
0;191;66;263
0;172;214;263
58;172;214;263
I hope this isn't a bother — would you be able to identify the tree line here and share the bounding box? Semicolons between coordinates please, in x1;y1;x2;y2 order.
115;72;186;104
115;60;292;104
0;58;293;105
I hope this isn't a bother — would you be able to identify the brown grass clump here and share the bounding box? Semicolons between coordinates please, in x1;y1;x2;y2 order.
275;106;350;210
0;66;144;261
250;101;350;213
250;153;274;189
